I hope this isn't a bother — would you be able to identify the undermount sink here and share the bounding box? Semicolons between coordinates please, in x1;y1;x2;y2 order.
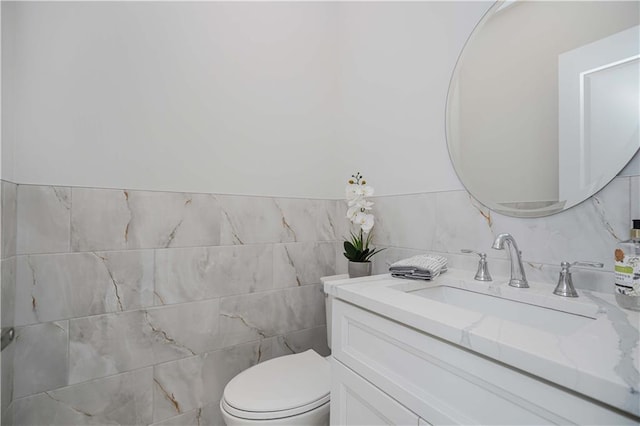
408;285;596;335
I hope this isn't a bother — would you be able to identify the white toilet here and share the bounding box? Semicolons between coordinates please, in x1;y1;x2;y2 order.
220;275;348;426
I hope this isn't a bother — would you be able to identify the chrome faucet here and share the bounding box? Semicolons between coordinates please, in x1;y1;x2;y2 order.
553;261;604;297
491;233;528;288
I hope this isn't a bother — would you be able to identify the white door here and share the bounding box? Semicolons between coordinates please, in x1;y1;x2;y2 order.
558;25;640;206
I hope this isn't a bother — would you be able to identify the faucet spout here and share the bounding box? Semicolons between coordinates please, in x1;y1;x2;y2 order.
492;233;528;288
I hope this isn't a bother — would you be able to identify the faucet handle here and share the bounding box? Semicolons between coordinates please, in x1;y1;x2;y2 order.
553;260;604;297
461;249;492;282
461;249;481;256
570;261;604;269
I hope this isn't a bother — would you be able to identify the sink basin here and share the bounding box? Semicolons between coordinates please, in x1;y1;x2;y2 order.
408;285;595;335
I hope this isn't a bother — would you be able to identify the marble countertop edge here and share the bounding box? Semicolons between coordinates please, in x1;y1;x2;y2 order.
324;271;640;418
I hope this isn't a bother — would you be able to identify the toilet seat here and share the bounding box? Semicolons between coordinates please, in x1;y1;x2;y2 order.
221;350;331;421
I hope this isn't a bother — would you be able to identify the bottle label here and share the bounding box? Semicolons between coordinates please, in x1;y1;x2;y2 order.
614;248;640;296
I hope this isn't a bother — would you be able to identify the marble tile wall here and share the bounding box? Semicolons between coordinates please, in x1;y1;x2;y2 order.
367;171;638;295
1;181;18;424
2;184;339;425
3;158;636;425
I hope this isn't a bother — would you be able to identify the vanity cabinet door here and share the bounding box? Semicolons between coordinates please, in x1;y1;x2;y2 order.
332;299;638;425
331;358;419;426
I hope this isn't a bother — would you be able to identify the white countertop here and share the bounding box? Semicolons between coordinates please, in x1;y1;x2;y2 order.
325;269;640;418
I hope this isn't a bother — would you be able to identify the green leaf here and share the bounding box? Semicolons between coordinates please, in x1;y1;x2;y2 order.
363;247;385;261
343;241;359;260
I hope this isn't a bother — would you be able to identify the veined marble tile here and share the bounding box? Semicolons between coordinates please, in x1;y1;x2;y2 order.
375;176;628;271
16;185;70;255
219;285;325;347
2;257;16;328
333;199;350;242
12;367;153;426
273;325;330;358
150;406;205;426
2;181;17;259
631;176;639;220
274;198;338;242
218;195;283;245
273;242;336;288
69;299;219;384
152;340;264;424
2;341;14;415
155;244;272;305
2;401;13;426
13;321;68;399
219;196;337;245
370;193;437;250
432;190;503;258
70;188;129;252
490;177;630;271
71;188;221;251
153;356;204;422
145;300;221;356
15;250;154;326
334;241;349;275
201;402;225;426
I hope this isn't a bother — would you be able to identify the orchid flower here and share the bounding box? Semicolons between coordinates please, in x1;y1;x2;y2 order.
343;172;384;263
354;212;374;233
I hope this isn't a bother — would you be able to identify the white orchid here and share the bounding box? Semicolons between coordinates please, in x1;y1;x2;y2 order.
343;172;383;264
354;212;374;233
347;197;373;210
345;184;359;201
346;183;374;200
345;172;377;234
346;205;360;221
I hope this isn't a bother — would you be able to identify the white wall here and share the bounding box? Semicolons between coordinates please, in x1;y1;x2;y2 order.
2;1;491;198
3;2;342;197
336;1;491;197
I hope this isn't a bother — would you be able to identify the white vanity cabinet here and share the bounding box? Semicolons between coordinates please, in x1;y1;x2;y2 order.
330;299;637;425
331;360;423;426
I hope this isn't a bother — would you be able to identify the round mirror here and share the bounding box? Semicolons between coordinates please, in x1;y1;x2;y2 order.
446;0;639;217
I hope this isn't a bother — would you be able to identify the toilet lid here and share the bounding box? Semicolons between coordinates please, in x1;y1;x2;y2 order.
222;350;330;420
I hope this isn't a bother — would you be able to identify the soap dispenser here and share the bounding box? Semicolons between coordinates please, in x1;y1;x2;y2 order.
614;219;640;311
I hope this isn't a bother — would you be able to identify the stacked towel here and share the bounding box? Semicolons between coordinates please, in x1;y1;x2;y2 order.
389;254;448;281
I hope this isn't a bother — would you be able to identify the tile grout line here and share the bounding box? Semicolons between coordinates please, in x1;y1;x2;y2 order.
13;283;326;329
14;239;344;257
13;324;328;402
68;186;73;255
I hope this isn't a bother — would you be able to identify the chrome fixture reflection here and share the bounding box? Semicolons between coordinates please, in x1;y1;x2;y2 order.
491;233;528;288
554;261;604;297
1;327;14;351
461;249;492;282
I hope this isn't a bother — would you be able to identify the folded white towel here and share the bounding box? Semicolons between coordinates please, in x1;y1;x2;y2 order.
389;254;448;281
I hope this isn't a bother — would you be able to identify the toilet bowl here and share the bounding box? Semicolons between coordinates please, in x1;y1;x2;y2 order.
220;275;348;426
220;350;330;425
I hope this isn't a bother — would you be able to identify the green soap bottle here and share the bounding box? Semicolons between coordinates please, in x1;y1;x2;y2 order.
614;219;640;311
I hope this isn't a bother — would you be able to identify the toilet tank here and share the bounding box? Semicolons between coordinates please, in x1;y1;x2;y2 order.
320;274;349;350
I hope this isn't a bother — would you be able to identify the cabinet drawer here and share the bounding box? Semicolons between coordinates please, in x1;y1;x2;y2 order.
332;357;419;426
332;299;636;425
